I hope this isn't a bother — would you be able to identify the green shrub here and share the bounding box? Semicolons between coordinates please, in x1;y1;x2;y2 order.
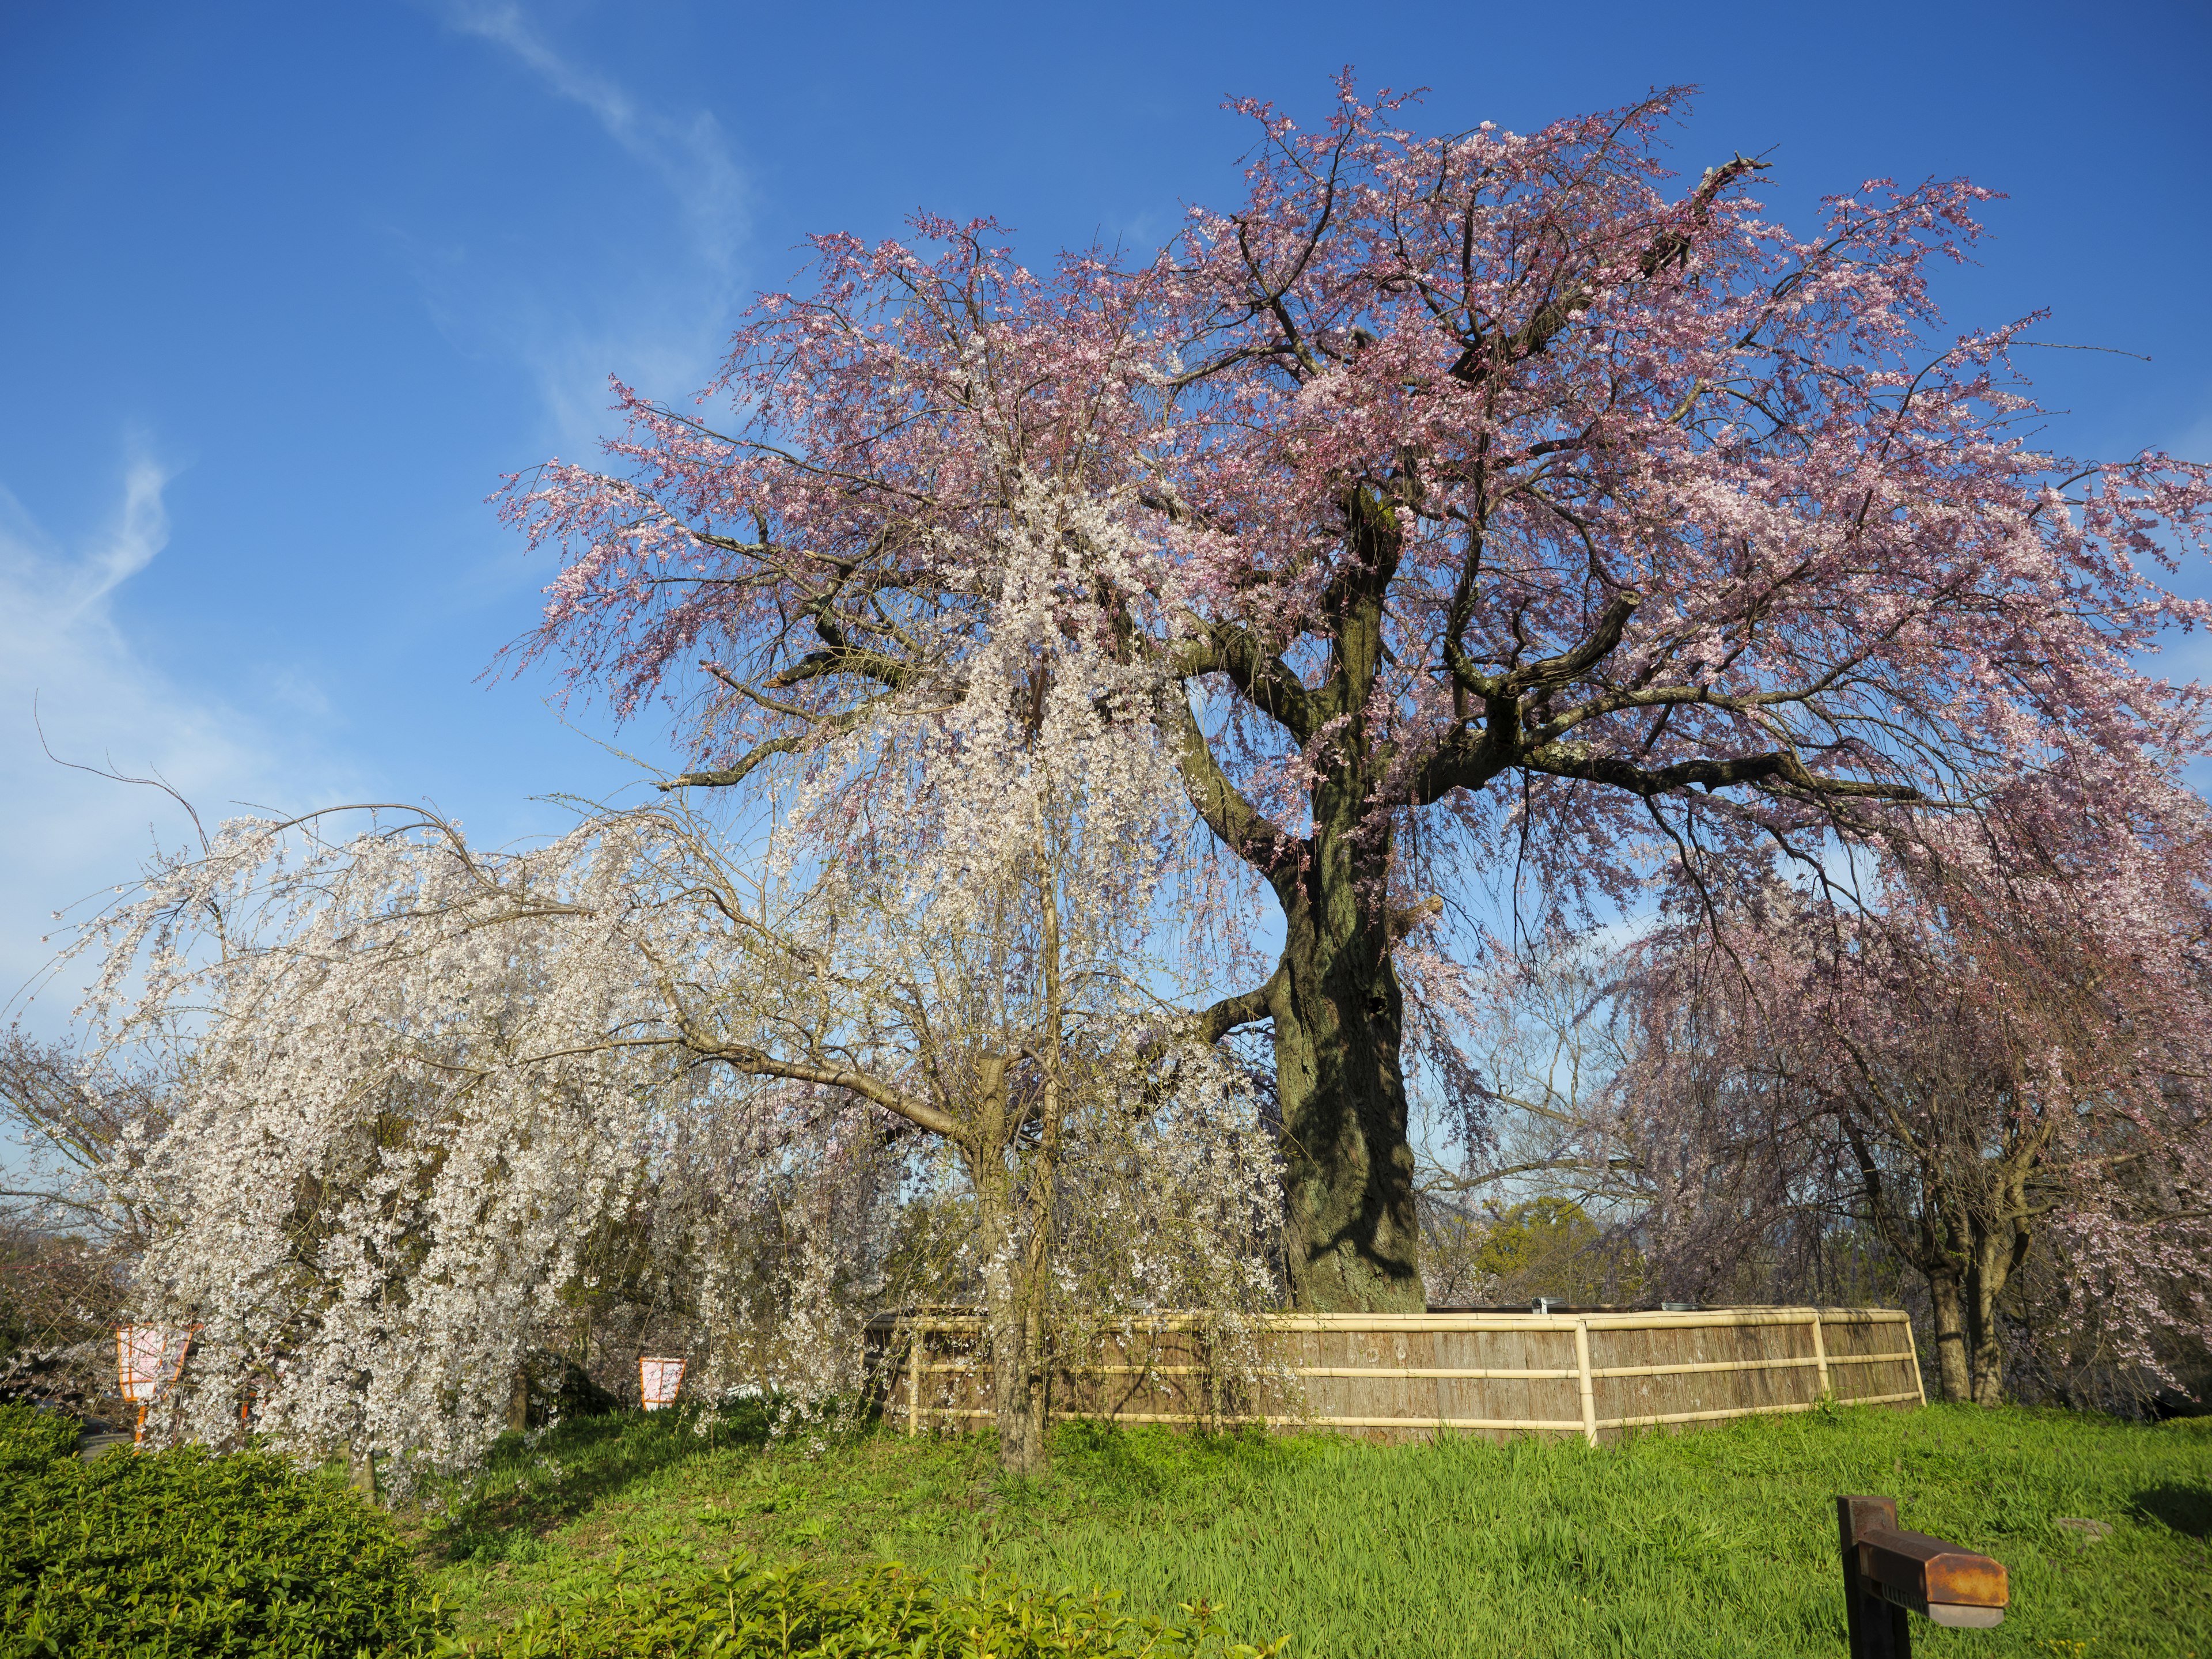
0;1402;78;1479
439;1556;1285;1658
0;1401;446;1657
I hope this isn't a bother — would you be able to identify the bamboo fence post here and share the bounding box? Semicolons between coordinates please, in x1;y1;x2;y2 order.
1810;1310;1831;1399
906;1322;922;1435
1573;1320;1598;1446
1904;1313;1928;1407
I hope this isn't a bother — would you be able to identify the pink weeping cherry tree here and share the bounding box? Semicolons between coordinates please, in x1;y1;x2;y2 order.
1610;768;2212;1403
501;79;2212;1310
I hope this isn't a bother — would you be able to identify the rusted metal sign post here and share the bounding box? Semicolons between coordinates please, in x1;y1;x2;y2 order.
1838;1497;2008;1655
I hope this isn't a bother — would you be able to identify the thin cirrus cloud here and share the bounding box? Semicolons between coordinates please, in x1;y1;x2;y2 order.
438;1;749;272
0;460;354;1027
424;2;755;457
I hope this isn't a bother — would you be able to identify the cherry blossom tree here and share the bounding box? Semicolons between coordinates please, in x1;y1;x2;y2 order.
0;1028;167;1244
62;478;1275;1477
501;80;2212;1311
1612;775;2212;1403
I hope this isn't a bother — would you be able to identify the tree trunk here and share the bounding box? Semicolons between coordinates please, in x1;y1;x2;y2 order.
1927;1271;1972;1403
1270;813;1424;1313
349;1444;380;1504
968;1060;1048;1474
1965;1219;2027;1407
1966;1272;2005;1407
978;1204;1046;1472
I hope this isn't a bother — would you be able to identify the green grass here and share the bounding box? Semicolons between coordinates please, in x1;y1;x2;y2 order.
417;1405;2212;1658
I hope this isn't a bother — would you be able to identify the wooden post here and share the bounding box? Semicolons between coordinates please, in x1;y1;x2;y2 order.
1811;1310;1831;1400
1839;1496;1911;1658
906;1321;922;1436
1573;1320;1598;1446
1431;1328;1448;1438
1904;1315;1928;1407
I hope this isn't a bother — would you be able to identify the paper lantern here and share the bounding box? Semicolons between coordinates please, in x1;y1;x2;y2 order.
116;1325;168;1404
639;1357;685;1411
117;1324;192;1446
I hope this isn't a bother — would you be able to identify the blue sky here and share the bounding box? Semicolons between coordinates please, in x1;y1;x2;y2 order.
4;0;2209;1022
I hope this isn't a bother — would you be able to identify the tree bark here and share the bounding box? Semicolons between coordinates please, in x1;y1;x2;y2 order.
1964;1217;2029;1407
1270;848;1425;1313
968;1060;1048;1474
1966;1267;2005;1407
348;1444;380;1504
1181;488;1428;1313
1927;1270;1972;1404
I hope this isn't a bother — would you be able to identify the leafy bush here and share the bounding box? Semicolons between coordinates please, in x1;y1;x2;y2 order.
0;1401;78;1479
0;1401;446;1657
439;1556;1285;1658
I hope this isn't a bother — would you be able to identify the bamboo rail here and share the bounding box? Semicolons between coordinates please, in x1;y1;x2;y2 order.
866;1306;1926;1446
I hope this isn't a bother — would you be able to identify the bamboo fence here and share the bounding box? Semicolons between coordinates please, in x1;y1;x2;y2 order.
864;1307;1925;1446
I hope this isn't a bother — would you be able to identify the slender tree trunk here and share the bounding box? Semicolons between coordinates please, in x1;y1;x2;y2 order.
1270;810;1423;1313
1927;1270;1972;1403
1965;1266;2005;1407
1964;1217;2029;1407
349;1444;380;1504
980;1244;1045;1473
968;1059;1047;1474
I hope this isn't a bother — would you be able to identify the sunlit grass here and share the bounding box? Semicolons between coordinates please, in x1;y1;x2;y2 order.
416;1405;2212;1657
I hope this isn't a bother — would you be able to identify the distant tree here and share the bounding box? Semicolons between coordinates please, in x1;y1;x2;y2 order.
503;80;2212;1311
1616;781;2212;1403
0;1028;166;1245
1473;1197;1616;1303
0;1033;162;1399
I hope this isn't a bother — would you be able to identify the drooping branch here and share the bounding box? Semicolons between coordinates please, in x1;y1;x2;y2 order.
692;1041;967;1143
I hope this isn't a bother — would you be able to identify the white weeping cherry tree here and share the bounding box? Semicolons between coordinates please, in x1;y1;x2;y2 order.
63;475;1281;1480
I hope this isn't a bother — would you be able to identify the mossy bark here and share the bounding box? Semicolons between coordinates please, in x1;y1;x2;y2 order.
1268;819;1425;1313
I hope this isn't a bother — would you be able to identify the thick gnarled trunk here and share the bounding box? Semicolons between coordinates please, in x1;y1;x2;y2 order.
1268;801;1423;1312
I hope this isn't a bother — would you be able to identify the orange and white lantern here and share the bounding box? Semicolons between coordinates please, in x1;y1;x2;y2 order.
116;1325;168;1404
117;1324;189;1445
639;1356;685;1411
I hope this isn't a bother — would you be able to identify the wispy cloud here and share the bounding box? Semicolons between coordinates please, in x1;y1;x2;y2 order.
439;1;749;272
403;2;759;475
64;456;171;616
0;457;357;1026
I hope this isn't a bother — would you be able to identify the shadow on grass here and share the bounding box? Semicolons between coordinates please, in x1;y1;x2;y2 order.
423;1402;778;1563
2132;1482;2212;1539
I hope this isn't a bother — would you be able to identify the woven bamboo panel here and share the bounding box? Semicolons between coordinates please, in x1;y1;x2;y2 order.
865;1306;1925;1445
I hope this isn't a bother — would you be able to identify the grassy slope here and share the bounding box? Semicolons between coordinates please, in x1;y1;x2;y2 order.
418;1406;2211;1659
